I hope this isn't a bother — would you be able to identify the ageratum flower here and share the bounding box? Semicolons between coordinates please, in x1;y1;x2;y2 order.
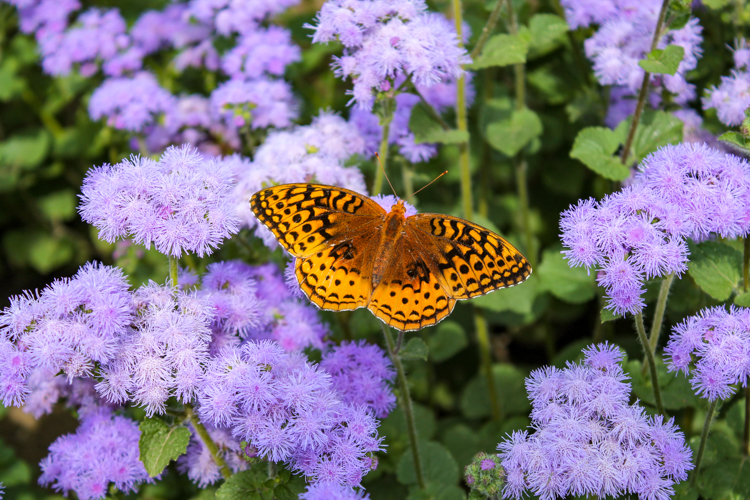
221;26;301;80
704;39;750;126
300;482;370;500
209;77;298;130
498;343;693;500
79;145;240;257
665;306;750;401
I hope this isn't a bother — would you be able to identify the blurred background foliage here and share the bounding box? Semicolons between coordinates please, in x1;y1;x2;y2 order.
2;0;750;499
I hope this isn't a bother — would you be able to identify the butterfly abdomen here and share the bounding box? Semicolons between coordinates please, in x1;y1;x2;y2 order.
372;207;407;287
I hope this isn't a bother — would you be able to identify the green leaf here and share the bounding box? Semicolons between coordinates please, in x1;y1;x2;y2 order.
629;111;684;164
460;364;530;419
397;441;459;486
536;245;596;304
37;190;77;222
428;321;468;363
473;275;538;315
638;45;685;75
735;291;750;307
409;103;469;145
138;418;191;477
407;483;466;500
0;460;31;486
627;359;701;410
3;230;76;274
718;131;750;156
440;424;483;468
569;126;630;180
527;14;568;57
399;337;428;361
466;33;528;69
0;129;50;169
600;307;622;323
216;469;266;500
688;240;742;301
0;59;26;101
486;108;543;157
381;402;437;443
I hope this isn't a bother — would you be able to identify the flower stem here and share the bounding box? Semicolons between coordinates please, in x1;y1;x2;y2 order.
634;312;665;416
372;98;395;196
743;383;750;456
185;404;233;479
452;0;472;221
382;324;425;490
469;0;507;60
690;399;718;487
619;0;670;165
744;236;749;292
642;273;674;377
476;311;501;420
169;256;179;288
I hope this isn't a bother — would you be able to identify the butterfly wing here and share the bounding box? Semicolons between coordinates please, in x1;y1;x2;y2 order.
368;243;456;331
251;183;385;312
406;214;531;299
250;183;385;258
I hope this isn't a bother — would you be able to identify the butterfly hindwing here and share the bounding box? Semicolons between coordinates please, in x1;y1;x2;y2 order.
407;214;531;299
251;183;384;257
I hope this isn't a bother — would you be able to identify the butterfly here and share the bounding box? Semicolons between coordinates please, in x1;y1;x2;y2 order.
250;183;531;331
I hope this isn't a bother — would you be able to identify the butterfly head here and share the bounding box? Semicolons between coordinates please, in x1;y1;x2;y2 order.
372;194;418;217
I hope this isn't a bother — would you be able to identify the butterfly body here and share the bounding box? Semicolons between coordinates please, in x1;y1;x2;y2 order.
251;183;531;332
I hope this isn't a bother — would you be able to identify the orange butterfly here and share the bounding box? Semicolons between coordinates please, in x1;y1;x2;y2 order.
250;184;531;331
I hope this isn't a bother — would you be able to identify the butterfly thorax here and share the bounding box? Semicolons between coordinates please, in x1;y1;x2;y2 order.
372;200;408;286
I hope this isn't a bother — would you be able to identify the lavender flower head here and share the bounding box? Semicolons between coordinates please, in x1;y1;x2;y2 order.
498;343;693;500
178;424;249;486
8;0;80;42
310;0;470;109
38;409;150;500
188;0;301;37
210;77;298;130
300;482;370;500
704;39;750;127
221;26;301;80
79;145;240;257
88;72;175;132
665;306;750;401
198;340;383;486
0;262;132;407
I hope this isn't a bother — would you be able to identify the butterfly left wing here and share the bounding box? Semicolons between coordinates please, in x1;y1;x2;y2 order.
405;214;531;299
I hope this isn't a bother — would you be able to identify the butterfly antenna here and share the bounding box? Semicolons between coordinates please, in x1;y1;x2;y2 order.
375;153;398;196
408;170;448;200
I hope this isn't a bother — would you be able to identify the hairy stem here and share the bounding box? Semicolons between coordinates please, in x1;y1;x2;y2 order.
382;324;425;489
476;311;501;420
619;0;670;165
185;404;233;479
648;273;674;352
635;312;665;416
470;0;507;60
690;399;718;486
169;256;179;288
372;98;395;196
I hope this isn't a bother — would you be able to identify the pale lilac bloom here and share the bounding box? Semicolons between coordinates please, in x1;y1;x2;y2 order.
78;145;240;257
9;0;79;39
221;26;301;80
210;78;298;130
673;109;719;147
131;4;210;54
177;424;249;486
38;409;150;500
665;306;750;401
704;40;750;127
88;72;175;132
187;0;301;37
498;343;693;500
300;482;370;500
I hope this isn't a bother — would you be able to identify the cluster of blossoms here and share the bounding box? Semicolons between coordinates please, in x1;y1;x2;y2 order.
79;145;240;258
498;343;693;500
665;306;750;401
198;341;384;486
178;424;250;486
300;481;370;500
39;409;150;500
703;39;750;127
561;142;750;315
560;0;703;127
464;452;505;499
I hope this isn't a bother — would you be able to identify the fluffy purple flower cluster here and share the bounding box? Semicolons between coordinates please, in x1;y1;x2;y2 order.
310;0;470;110
300;482;370;500
39;409;150;500
665;306;750;401
703;39;750;127
498;343;693;500
232;112;368;245
209;78;297;131
188;0;300;37
561;143;750;315
79;145;240;257
320;341;396;418
0;263;132;407
198;340;383;486
178;424;250;486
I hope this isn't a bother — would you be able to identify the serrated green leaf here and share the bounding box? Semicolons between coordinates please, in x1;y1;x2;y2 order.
216;469;266;500
629;110;684;164
473;275;537;315
139;418;191;477
460;364;530;419
486;108;543;157
397;441;459;486
718;131;750;156
467;33;528;69
735;291;750;307
428;321;468;363
409;103;469;145
638;45;685;75
400;337;428;361
536;246;596;304
527;14;568;57
688;240;742;301
600;307;622;323
569;127;629;180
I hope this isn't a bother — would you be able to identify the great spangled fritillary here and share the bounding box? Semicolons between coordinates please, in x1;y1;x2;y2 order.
250;183;531;331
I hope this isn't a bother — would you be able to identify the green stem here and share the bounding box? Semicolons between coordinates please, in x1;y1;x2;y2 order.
690;399;718;487
744;237;749;292
402;161;414;200
476;311;501;420
469;0;507;60
619;0;670;165
372;98;395;196
514;156;534;264
267;460;277;480
185;404;233;479
634;312;665;416
382;324;425;490
452;0;472;221
744;384;750;456
648;273;675;352
169;256;179;288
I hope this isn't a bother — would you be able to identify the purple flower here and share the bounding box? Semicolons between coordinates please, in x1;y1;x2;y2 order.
221;26;301;80
464;452;504;498
197;340;383;486
703;39;750;127
38;409;150;500
665;306;750;401
10;0;79;40
177;424;249;486
320;341;396;418
210;78;298;130
498;343;693;500
310;0;470;109
188;0;301;37
88;72;175;132
300;482;370;500
199;260;265;338
79;145;240;257
131;5;210;55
